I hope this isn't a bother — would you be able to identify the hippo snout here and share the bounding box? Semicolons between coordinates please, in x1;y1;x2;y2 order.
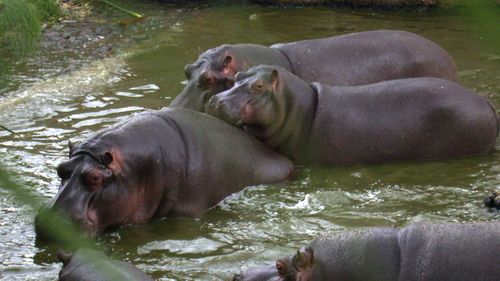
34;206;73;243
232;274;242;281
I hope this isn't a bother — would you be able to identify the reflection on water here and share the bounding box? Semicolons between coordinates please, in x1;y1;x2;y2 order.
0;3;499;281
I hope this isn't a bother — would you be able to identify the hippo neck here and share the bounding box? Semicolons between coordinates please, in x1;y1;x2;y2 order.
146;111;188;219
266;72;318;162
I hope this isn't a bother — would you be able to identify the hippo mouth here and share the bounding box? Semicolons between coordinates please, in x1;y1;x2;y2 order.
35;186;102;242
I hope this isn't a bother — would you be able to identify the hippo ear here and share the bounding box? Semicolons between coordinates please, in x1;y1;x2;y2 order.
223;55;232;68
56;249;73;266
68;141;75;157
102;152;113;167
105;148;123;174
292;246;314;271
184;63;195;80
223;55;238;75
271;69;280;91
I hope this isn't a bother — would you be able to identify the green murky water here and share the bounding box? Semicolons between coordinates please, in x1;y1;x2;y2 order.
0;3;498;280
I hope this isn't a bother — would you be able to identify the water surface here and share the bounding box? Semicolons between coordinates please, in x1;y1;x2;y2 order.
0;3;498;280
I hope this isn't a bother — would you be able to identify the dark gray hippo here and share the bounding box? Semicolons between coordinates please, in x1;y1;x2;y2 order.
484;190;500;210
58;248;153;281
171;30;458;112
207;65;498;165
35;107;294;237
234;222;500;281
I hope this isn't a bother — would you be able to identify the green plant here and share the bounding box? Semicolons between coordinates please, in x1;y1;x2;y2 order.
0;164;127;279
0;0;60;77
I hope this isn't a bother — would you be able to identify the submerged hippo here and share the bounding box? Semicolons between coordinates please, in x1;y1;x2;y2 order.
234;222;500;281
171;30;458;112
35;108;294;237
58;248;153;281
207;65;498;165
484;190;500;210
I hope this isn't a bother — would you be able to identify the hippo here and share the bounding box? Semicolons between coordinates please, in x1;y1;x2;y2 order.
233;222;500;281
35;107;294;237
207;65;498;165
58;248;153;281
171;30;458;112
484;190;500;210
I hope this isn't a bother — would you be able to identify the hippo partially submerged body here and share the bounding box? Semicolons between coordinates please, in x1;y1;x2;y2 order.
171;30;458;112
35;108;294;237
234;222;500;281
207;65;498;165
58;249;153;281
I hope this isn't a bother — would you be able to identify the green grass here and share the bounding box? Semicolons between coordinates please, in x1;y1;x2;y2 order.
0;0;60;76
0;165;129;279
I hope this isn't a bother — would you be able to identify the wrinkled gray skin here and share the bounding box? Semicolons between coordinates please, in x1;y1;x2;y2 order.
58;249;153;281
207;65;498;165
35;108;294;237
171;30;458;112
234;222;500;281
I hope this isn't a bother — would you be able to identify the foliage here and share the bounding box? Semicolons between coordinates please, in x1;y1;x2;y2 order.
0;165;126;279
0;0;60;77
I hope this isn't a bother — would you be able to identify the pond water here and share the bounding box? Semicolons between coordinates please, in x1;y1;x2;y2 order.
0;2;499;280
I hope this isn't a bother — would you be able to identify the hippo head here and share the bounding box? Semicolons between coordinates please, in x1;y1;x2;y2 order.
484;190;500;210
170;45;241;111
275;246;315;281
233;246;315;281
35;118;181;239
206;65;287;141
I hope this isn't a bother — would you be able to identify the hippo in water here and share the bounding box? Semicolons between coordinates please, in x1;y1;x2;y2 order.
484;190;500;210
207;65;498;165
35;108;294;237
233;222;500;281
171;30;458;112
58;248;153;281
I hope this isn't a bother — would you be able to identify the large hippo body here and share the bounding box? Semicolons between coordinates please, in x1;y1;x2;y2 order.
208;66;498;165
58;249;153;281
234;222;500;281
35;108;294;236
271;29;458;86
171;30;458;112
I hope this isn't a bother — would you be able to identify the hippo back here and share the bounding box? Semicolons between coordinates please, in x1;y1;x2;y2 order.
157;108;294;217
398;222;500;281
273;30;458;86
59;249;153;281
309;227;401;281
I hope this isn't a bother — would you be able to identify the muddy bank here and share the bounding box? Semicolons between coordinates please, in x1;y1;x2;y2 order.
0;0;197;95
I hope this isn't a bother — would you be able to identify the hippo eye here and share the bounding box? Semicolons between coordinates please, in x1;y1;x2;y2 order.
85;170;103;192
252;80;264;92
